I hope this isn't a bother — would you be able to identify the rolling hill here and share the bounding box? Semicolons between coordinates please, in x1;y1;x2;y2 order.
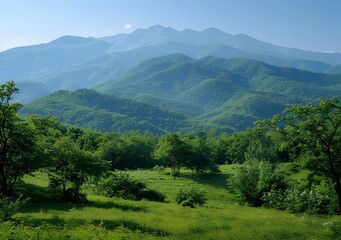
20;53;341;132
2;26;341;132
19;88;203;134
94;54;341;130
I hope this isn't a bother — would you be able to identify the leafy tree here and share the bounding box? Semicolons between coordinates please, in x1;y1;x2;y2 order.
48;136;108;202
207;133;230;164
229;159;288;206
154;133;192;175
184;133;218;174
97;131;156;170
0;195;29;222
262;97;341;213
0;81;38;195
76;129;102;151
225;129;254;163
115;131;156;169
226;128;286;164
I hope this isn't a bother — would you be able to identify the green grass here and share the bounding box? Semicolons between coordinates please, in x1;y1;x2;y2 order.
1;165;340;239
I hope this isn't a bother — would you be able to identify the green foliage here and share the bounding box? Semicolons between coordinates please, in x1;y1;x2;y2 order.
4;165;341;239
175;187;206;207
154;133;192;175
96;172;165;202
96;131;157;170
0;81;39;195
263;188;332;215
20;89;195;134
0;195;29;222
262;97;341;213
183;133;218;174
154;133;219;175
48;136;108;203
229;159;288;206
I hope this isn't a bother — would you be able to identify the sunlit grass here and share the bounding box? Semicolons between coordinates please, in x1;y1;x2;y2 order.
3;165;341;239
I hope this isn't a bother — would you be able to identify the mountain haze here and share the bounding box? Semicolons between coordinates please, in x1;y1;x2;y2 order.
2;25;341;131
19;53;341;132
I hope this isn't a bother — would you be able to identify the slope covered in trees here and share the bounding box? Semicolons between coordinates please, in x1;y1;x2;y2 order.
94;54;341;130
19;88;201;134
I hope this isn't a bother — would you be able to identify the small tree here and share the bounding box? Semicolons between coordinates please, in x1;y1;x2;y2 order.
0;81;38;195
49;137;108;202
184;134;218;174
261;97;341;213
0;195;29;222
229;159;288;206
154;133;192;175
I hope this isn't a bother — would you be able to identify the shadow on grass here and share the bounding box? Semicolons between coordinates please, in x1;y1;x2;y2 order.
179;172;232;190
21;200;147;214
13;216;170;237
88;200;147;212
91;219;171;236
15;182;52;201
16;182;147;213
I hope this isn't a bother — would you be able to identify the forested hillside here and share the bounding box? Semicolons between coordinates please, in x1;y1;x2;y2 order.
19;88;202;134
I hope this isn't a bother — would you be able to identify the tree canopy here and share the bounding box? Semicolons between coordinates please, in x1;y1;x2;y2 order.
262;97;341;213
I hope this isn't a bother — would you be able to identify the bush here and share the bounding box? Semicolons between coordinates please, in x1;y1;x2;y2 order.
263;188;332;214
0;195;29;222
229;159;289;206
175;187;206;207
97;172;146;200
285;188;330;214
138;189;165;202
262;189;287;210
97;172;165;202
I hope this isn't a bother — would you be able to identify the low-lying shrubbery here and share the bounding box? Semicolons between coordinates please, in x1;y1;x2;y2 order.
95;172;165;202
175;187;206;208
0;195;29;222
263;188;333;214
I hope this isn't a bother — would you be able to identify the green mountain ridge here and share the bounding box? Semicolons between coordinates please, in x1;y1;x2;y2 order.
19;89;202;134
18;54;341;132
2;25;340;104
94;54;341;130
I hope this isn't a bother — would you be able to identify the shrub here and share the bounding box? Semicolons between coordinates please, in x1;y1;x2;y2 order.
0;195;29;222
263;188;331;214
175;187;206;207
97;172;165;202
285;188;330;214
97;172;146;200
262;189;287;210
138;189;165;202
229;159;288;206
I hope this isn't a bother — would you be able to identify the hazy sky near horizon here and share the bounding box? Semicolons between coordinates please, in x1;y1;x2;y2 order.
1;0;340;53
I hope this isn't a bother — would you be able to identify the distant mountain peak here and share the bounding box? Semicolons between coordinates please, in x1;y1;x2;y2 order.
201;27;230;36
49;35;95;46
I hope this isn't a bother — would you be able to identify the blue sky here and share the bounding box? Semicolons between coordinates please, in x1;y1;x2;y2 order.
1;0;340;52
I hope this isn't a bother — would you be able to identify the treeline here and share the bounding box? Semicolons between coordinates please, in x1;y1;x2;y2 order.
1;81;341;214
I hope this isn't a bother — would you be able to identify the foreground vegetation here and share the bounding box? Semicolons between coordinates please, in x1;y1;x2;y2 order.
1;81;341;239
0;167;339;240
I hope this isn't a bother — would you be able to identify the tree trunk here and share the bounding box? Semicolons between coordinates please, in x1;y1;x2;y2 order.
335;177;341;214
0;171;8;195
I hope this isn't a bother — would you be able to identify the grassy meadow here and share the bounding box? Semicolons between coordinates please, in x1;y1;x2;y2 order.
1;165;340;240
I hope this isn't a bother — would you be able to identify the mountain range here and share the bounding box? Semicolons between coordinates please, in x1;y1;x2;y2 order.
1;25;341;132
20;53;341;131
